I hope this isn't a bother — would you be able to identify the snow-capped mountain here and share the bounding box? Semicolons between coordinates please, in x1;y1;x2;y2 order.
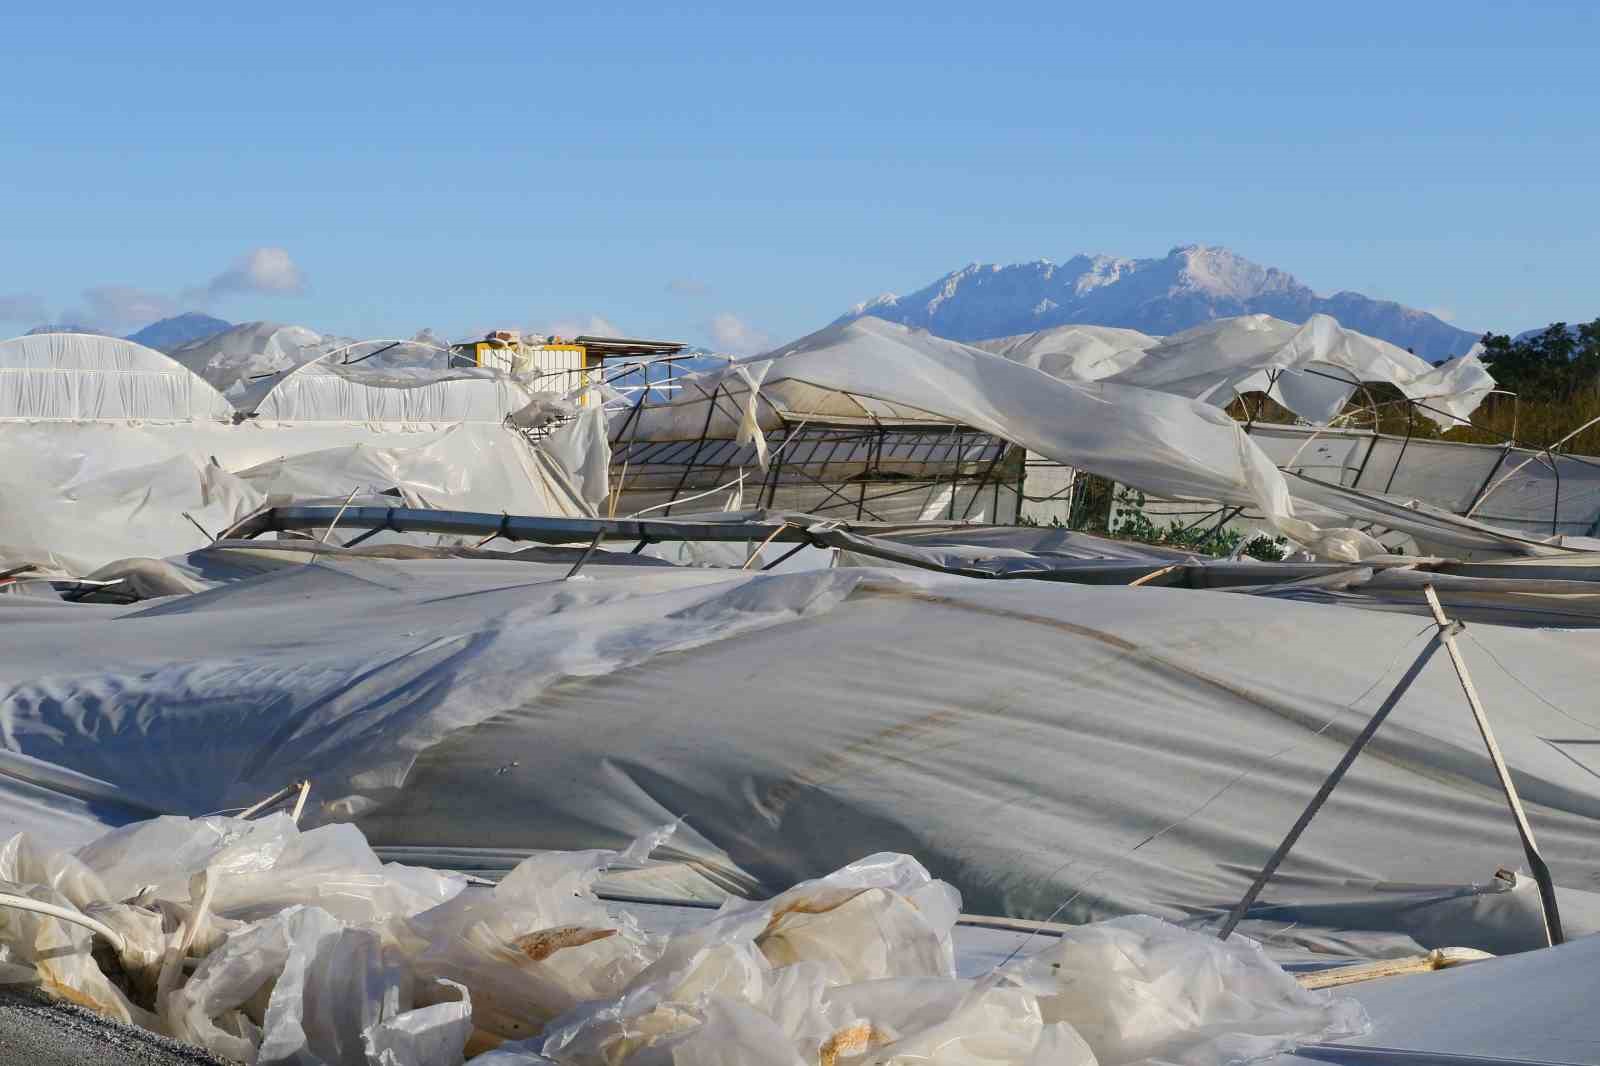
837;245;1480;359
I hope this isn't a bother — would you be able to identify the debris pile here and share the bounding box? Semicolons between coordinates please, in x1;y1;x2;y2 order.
0;814;1365;1065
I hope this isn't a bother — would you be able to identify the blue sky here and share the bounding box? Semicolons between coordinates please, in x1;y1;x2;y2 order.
2;2;1596;350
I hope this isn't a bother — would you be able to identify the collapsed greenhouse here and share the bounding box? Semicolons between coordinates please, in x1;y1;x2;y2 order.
3;315;1599;1065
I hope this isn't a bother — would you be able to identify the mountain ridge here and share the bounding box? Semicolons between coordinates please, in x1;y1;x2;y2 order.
836;246;1480;359
127;312;232;352
23;312;234;353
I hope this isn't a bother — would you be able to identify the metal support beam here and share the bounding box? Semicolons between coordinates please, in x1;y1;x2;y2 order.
564;528;608;580
1421;585;1563;945
663;383;723;517
229;506;819;547
1217;627;1447;940
1219;584;1565;944
1382;402;1416;495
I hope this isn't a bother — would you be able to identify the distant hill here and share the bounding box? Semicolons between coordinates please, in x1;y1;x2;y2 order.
1513;322;1591;344
24;323;108;337
126;312;232;352
22;312;233;352
837;245;1481;360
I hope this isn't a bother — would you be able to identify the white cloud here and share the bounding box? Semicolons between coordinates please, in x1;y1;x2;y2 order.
203;246;308;299
66;285;178;331
529;314;625;340
38;247;310;332
0;293;49;324
1425;306;1457;323
706;312;771;355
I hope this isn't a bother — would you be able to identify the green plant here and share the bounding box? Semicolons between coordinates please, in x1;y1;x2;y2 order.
1102;488;1288;560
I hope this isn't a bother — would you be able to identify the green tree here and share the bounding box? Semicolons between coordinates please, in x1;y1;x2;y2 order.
1478;319;1600;403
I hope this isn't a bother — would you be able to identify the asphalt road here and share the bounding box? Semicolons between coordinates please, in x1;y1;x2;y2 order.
0;987;232;1066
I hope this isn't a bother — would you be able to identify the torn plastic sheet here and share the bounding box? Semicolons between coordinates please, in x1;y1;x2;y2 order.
541;405;613;512
0;418;592;577
8;554;1600;953
0;558;873;824
2;814;474;1065
169;904;473;1065
1105;314;1493;429
974;323;1161;382
0;814;1365;1065
403;828;674;1044
627;317;1386;560
486;848;1362;1066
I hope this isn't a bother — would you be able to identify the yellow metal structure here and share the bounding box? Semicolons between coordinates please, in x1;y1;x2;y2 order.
463;340;597;401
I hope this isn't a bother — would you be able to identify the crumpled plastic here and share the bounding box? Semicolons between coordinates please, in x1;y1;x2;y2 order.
77;813;467;925
1004;915;1370;1066
498;851;1363;1066
542;404;613;512
402;827;676;1048
169;904;472;1066
1;814;473;1065
1;814;1364;1066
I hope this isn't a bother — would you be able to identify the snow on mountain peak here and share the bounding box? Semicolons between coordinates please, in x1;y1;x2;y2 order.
1169;245;1300;300
837;245;1479;359
849;292;900;316
1074;255;1135;295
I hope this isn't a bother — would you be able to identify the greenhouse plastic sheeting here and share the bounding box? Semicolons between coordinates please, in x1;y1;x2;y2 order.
5;553;1600;956
0;815;1368;1066
968;315;1494;427
1105;315;1494;428
235;424;592;519
250;359;535;426
166;321;348;408
973;324;1161;381
630;317;1386;560
0;428;267;576
0;422;589;575
1276;933;1600;1066
0;333;236;422
1247;423;1600;539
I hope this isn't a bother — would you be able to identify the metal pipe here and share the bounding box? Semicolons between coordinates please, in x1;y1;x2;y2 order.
662;383;723;517
1382;402;1416;495
760;542;810;571
564;528;608;579
231;506;819;547
1218;628;1448;940
1420;586;1563;945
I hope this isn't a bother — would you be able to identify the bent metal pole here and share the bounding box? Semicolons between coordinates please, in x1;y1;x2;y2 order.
1421;584;1563;945
1216;619;1447;941
1218;583;1564;944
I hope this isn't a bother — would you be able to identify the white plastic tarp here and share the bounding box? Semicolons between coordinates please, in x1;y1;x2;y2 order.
1250;423;1600;540
166;321;348;408
236;423;592;519
974;323;1162;381
1276;931;1600;1066
250;358;535;426
0;812;1367;1066
631;317;1384;560
1106;315;1495;428
0;333;235;423
0;423;266;575
5;553;1599;956
0;421;589;575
